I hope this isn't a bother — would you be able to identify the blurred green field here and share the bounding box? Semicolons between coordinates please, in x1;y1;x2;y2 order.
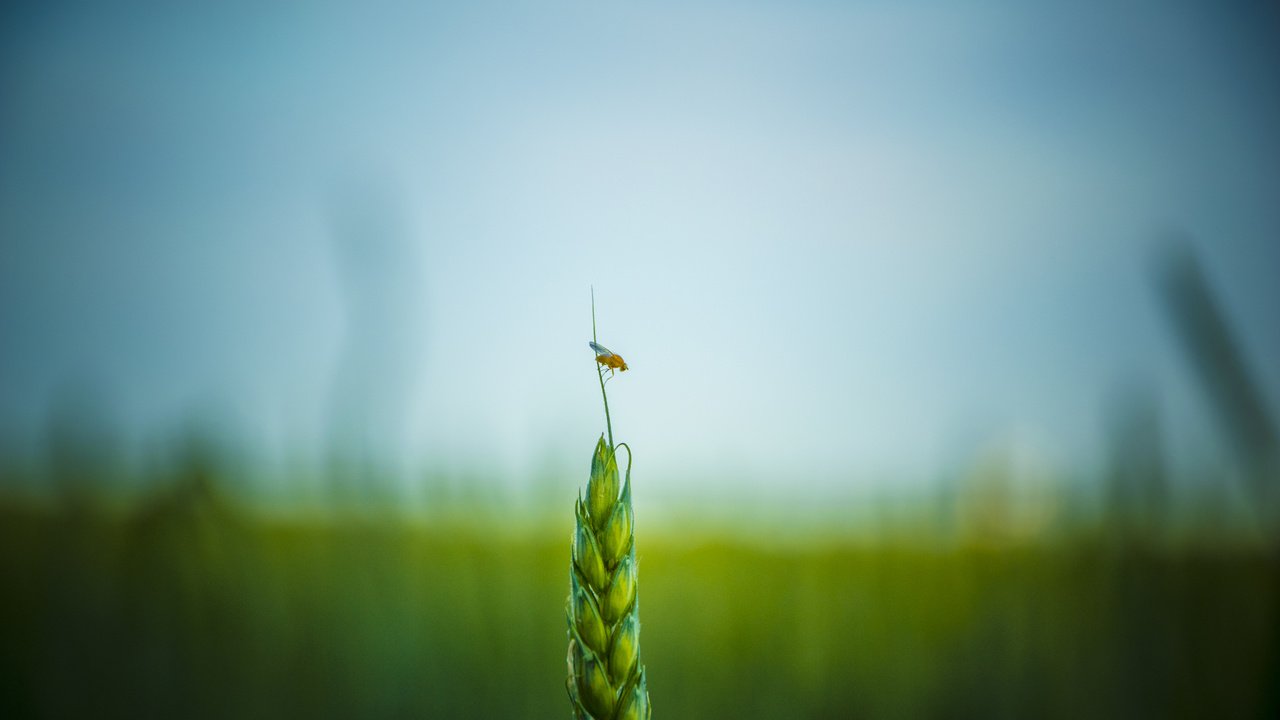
2;475;1276;720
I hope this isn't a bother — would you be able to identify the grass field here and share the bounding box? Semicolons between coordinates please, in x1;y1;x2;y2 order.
2;473;1275;719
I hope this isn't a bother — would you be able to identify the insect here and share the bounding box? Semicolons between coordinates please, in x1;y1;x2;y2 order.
589;341;629;375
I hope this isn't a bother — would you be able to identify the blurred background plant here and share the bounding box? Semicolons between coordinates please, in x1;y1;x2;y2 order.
2;1;1279;718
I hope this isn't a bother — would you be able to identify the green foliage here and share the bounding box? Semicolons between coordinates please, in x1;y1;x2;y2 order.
0;496;1276;719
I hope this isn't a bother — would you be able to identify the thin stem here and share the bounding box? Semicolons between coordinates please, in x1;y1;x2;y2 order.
592;286;614;448
598;365;613;449
614;442;632;481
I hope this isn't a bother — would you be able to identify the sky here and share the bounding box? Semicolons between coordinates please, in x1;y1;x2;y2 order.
2;0;1278;502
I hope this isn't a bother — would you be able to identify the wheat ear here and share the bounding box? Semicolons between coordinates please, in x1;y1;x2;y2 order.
566;292;651;719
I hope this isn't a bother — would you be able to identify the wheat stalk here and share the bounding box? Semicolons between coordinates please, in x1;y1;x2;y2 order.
566;291;651;720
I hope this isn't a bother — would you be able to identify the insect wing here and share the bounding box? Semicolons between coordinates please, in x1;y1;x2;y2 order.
588;341;616;358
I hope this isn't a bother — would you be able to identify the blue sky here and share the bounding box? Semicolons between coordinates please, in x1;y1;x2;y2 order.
2;0;1278;501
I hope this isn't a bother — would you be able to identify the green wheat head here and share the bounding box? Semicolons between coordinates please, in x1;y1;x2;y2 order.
566;291;651;720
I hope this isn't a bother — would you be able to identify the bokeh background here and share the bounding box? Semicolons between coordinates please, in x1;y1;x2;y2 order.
2;1;1279;717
